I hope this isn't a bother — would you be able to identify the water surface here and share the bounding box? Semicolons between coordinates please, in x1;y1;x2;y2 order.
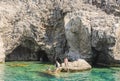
0;61;120;81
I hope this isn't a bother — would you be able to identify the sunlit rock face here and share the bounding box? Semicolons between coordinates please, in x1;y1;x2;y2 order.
0;34;5;63
84;0;120;16
0;0;67;62
61;59;91;72
0;0;120;66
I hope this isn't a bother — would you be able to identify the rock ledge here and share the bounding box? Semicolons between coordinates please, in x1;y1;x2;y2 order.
61;59;91;72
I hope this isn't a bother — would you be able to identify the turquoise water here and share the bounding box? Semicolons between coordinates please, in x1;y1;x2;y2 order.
0;62;120;81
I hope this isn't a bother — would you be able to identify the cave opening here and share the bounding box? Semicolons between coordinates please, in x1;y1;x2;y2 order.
36;50;49;62
5;45;49;62
5;45;35;61
92;47;113;67
92;47;101;67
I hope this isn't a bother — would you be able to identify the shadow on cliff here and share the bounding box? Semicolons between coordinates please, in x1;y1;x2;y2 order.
5;38;49;62
92;39;120;67
44;4;68;63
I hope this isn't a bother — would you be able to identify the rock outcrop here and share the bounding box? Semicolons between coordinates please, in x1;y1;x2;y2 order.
0;0;67;62
64;16;91;61
61;59;91;72
0;34;5;62
0;0;120;67
86;0;120;16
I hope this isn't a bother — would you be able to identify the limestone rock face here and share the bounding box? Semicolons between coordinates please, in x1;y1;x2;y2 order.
0;0;67;62
61;59;92;72
64;16;91;61
0;34;5;62
84;0;120;16
0;0;120;66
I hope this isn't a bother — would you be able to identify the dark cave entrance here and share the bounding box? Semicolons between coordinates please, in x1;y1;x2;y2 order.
5;45;49;62
36;50;49;62
92;47;113;67
5;45;35;61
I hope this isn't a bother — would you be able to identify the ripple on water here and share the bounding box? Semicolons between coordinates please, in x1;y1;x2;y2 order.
0;62;119;81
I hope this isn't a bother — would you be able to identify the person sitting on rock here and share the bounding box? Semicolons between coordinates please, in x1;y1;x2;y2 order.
55;60;60;68
54;60;61;73
64;57;69;72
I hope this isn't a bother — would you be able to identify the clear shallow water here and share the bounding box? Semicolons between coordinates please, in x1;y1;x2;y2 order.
0;62;120;81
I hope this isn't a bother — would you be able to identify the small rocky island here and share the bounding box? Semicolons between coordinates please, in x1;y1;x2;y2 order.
0;0;120;72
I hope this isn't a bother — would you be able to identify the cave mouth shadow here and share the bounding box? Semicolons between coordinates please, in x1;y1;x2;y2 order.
92;47;116;68
36;50;49;62
5;45;49;62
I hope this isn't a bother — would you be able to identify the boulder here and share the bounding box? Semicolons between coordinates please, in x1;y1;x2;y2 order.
61;59;92;72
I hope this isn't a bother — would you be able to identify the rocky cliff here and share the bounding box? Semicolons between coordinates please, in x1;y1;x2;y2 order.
0;0;120;66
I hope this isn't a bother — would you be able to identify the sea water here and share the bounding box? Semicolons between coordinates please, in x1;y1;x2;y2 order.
0;61;120;81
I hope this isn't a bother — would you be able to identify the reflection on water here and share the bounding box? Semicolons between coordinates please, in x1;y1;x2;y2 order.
0;62;120;81
111;68;120;81
0;64;5;81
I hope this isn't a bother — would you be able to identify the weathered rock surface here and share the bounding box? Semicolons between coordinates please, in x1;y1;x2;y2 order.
0;0;120;67
0;34;5;62
61;59;91;72
64;16;91;61
84;0;120;16
0;0;67;62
